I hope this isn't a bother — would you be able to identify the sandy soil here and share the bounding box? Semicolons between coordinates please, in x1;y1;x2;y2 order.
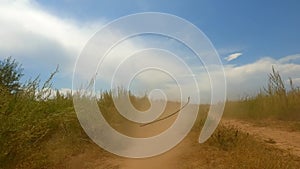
117;103;192;169
65;118;300;168
64;131;196;169
222;119;300;157
120;135;193;169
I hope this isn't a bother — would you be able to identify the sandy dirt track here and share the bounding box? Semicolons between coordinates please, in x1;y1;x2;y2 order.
65;118;300;168
222;119;300;157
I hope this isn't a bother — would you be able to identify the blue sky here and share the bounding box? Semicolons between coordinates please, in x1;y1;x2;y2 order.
1;0;300;101
38;0;300;61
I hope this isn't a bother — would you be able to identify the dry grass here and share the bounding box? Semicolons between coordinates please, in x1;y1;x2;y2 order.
1;61;300;168
181;124;300;169
224;67;300;122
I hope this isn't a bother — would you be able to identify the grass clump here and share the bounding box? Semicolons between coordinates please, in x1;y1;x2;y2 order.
207;125;248;151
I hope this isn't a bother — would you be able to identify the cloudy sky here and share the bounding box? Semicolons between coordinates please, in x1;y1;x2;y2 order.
1;0;300;102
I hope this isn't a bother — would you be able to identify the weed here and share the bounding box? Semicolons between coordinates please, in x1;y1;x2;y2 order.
207;125;247;151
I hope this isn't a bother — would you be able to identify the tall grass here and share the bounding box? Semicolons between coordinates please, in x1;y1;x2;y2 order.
98;88;151;125
0;69;79;169
224;66;300;120
1;59;300;168
1;74;151;168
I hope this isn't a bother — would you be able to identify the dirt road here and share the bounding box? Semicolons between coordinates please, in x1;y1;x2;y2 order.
120;135;193;169
222;119;300;157
118;103;192;169
65;118;300;168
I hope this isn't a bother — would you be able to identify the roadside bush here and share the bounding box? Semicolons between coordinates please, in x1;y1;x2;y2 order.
0;57;78;168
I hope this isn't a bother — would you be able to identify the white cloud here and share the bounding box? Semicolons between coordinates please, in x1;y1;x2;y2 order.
160;54;300;102
223;54;300;99
291;78;300;86
0;0;101;52
58;88;72;96
75;34;300;103
225;52;242;61
0;0;103;78
1;1;300;103
277;54;300;64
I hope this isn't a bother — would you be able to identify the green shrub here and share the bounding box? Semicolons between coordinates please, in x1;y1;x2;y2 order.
0;58;78;168
0;56;24;94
